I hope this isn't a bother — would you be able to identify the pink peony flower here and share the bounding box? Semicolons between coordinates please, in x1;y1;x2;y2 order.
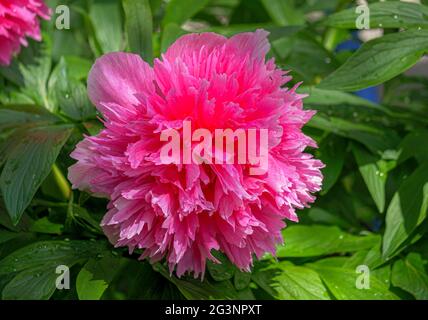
0;0;50;66
68;30;324;278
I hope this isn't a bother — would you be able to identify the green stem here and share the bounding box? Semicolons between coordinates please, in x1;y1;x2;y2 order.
52;163;71;200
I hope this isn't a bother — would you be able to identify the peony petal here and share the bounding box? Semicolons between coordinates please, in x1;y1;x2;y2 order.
87;52;155;120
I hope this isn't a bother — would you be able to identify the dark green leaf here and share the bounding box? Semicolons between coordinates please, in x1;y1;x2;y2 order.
383;163;428;259
0;125;73;224
207;251;235;281
391;253;428;300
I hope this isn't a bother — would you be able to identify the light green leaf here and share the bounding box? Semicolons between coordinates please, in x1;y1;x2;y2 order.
0;125;73;224
123;0;153;62
18;35;53;110
352;143;386;213
391;253;428;300
29;217;63;235
327;2;428;30
63;56;92;81
89;0;123;53
270;262;330;300
319;30;428;91
260;0;304;26
307;261;398;300
76;255;122;300
383;163;428;259
48;60;95;121
161;23;187;53
277;225;380;258
162;0;210;27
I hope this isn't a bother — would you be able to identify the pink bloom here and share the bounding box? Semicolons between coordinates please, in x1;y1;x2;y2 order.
68;30;324;278
0;0;50;66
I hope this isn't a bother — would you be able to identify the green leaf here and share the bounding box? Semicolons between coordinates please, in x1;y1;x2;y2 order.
154;263;239;300
317;135;347;194
0;240;107;300
383;163;428;259
29;217;63;235
270;262;330;300
123;0;153;62
63;56;92;81
48;60;95;121
18;36;53;110
2;265;58;300
300;86;389;114
0;230;20;244
207;251;235;281
308;114;399;154
391;253;428;300
76;255;122;300
0;240;107;275
233;270;251;291
307;207;352;229
260;0;304;26
89;0;123;53
0;125;73;224
398;129;428;165
277;225;380;258
161;23;187;53
162;0;210;27
352;143;386;213
0;109;56;131
318;30;428;92
307;261;398;300
327;2;428;30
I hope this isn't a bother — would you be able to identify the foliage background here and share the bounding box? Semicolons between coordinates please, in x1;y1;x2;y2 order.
0;0;428;300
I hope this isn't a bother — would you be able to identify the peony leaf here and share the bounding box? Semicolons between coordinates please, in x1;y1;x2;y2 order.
89;0;123;53
382;163;428;259
271;262;330;300
391;253;428;300
327;1;428;30
318;30;428;92
76;255;122;300
307;260;398;300
162;0;210;27
122;0;153;62
351;143;387;213
0;125;73;224
277;225;380;258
